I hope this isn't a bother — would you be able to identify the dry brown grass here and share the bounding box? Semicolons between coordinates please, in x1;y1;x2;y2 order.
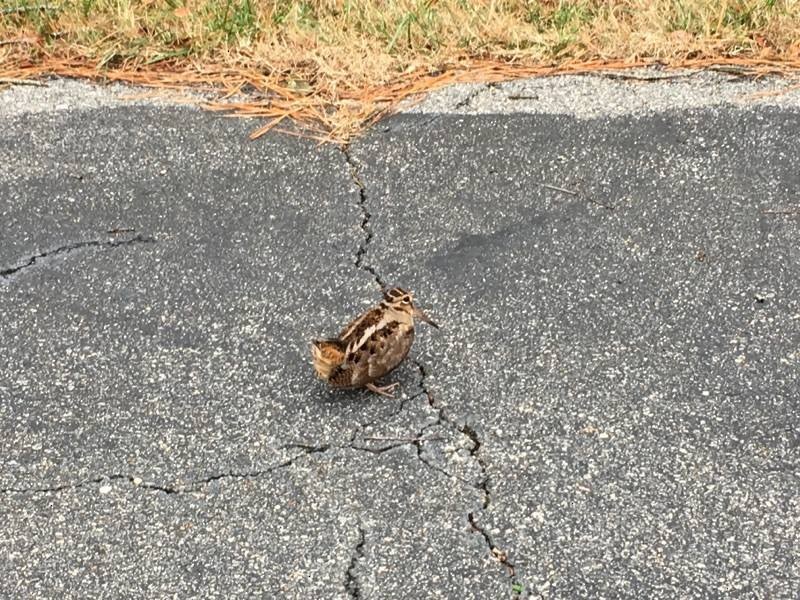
2;0;800;141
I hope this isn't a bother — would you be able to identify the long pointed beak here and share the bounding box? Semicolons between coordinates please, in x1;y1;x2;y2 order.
413;306;439;328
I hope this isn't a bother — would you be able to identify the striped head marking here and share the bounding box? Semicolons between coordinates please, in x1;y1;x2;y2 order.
381;286;439;328
382;286;413;309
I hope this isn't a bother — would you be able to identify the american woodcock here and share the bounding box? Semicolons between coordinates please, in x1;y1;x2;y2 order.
311;287;439;397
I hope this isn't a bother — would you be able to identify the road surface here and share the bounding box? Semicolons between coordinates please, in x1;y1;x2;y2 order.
1;72;799;598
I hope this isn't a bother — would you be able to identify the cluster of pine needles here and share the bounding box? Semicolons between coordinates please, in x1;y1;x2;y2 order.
2;0;800;142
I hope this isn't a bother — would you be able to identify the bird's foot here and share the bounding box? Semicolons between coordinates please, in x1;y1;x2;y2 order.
366;382;400;398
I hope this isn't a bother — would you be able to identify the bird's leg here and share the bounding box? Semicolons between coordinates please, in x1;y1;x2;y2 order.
366;381;400;398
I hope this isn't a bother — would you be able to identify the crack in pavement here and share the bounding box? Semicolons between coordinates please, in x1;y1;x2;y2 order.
0;445;330;495
454;82;499;110
1;474;177;496
0;234;156;281
1;474;129;495
412;359;526;596
347;387;422;454
338;144;525;596
345;525;366;599
468;513;526;596
341;145;385;289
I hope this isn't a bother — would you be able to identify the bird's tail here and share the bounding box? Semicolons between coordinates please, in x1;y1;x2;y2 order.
310;339;345;381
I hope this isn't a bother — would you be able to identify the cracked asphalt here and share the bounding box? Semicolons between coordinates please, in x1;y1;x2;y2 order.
1;73;799;599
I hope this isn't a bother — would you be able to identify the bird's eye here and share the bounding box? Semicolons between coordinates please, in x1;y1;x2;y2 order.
402;298;411;304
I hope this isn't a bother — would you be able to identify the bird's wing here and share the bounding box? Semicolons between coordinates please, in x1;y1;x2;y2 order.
339;306;386;356
344;319;414;386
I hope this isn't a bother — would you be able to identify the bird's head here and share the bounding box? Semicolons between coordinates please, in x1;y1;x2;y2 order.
381;286;439;328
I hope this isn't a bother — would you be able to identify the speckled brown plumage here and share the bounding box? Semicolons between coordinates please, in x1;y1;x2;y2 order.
311;287;439;397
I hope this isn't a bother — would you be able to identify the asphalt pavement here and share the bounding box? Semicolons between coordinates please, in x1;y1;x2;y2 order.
1;72;799;599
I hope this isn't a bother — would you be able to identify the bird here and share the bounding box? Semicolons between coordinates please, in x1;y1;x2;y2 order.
311;287;439;397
